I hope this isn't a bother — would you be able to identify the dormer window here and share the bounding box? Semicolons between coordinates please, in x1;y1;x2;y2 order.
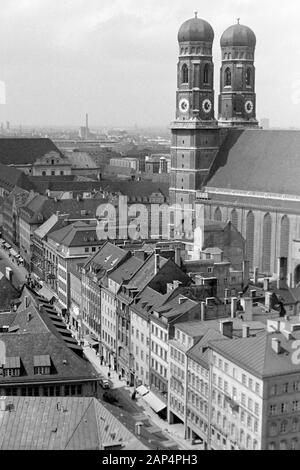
3;357;21;377
34;355;51;375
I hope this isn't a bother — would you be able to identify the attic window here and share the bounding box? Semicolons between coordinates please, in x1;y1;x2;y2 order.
3;357;21;377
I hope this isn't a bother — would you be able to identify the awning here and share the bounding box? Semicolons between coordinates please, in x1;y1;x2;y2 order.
142;391;167;413
86;335;99;347
136;385;149;397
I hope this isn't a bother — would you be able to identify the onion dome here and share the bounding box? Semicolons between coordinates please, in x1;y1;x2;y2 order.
178;12;214;43
221;22;256;48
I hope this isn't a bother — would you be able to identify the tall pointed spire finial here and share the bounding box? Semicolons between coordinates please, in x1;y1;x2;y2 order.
237;17;240;24
194;11;198;18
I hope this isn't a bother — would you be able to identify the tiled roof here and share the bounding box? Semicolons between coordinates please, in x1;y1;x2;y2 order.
0;287;98;384
0;164;33;192
48;221;101;248
83;242;129;279
209;330;300;378
0;138;61;165
0;396;147;450
187;328;224;367
206;129;300;196
109;256;143;285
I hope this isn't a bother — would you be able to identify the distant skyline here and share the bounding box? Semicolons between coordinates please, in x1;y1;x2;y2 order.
0;0;299;128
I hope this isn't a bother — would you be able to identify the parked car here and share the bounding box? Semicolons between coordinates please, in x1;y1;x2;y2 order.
99;377;110;389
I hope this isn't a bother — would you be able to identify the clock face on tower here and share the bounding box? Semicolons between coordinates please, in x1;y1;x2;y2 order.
245;100;254;114
202;98;212;114
179;98;189;114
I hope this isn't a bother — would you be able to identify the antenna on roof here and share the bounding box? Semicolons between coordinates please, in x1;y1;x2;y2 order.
194;11;198;18
237;17;240;24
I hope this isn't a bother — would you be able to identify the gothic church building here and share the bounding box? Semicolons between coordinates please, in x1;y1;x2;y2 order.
170;14;300;286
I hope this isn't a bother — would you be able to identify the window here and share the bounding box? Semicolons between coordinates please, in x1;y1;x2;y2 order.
292;400;299;412
269;404;277;416
280;403;288;414
203;64;209;84
225;67;231;86
246;68;251;86
182;64;189;83
280;421;288;434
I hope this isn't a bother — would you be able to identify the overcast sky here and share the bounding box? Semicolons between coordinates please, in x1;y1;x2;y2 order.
0;0;299;128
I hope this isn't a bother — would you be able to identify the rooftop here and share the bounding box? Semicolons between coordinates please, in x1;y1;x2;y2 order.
0;396;147;450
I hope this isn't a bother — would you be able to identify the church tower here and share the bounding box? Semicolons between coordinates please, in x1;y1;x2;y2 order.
170;13;220;221
218;20;258;127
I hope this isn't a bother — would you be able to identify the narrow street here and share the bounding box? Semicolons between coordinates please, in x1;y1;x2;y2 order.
0;244;28;289
83;345;204;451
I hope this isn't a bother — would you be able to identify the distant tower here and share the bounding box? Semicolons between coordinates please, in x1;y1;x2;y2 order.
86;113;89;131
170;13;220;215
218;20;258;127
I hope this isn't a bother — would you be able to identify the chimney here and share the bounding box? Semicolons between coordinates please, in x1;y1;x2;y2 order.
220;320;233;339
167;283;174;293
242;325;250;339
200;302;206;321
253;267;259;285
264;278;270;292
243;260;250;286
243;298;253;322
272;338;281;354
231;297;238;319
178;296;186;305
265;292;273;312
173;280;182;290
175;247;181;267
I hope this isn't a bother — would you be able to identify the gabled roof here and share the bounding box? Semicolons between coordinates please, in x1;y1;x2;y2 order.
0;286;98;384
0;138;61;165
0;396;147;450
206;129;300;196
83;242;129;279
109;255;143;285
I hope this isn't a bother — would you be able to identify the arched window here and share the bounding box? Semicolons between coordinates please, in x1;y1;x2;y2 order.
246;68;251;86
182;64;189;83
214;207;222;222
246;435;252;449
224;53;228;60
225;67;231;86
262;213;272;273
268;442;276;451
246;211;255;269
280;215;290;258
228;53;232;60
203;64;209;84
42;171;46;176
230;209;238;229
253;440;258;451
